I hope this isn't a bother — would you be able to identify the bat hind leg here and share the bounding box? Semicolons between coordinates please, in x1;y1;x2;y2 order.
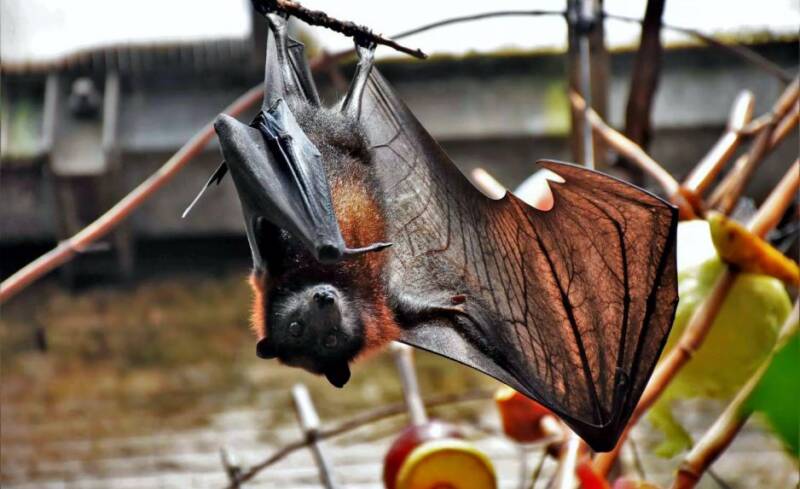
265;13;307;106
391;291;482;328
341;42;376;118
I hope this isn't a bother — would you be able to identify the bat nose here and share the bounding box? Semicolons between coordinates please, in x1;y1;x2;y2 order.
313;290;335;306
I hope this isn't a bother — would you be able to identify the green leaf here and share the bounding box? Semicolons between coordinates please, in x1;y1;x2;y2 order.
746;331;800;457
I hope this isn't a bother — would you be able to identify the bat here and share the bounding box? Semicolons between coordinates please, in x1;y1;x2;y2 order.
185;14;679;451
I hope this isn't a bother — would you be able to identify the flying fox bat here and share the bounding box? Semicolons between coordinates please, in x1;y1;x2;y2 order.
185;14;678;451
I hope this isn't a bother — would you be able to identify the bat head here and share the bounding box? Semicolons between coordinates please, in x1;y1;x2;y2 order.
256;283;364;388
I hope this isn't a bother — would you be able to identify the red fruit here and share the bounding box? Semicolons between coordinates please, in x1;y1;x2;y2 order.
576;459;611;489
383;421;462;489
494;386;552;442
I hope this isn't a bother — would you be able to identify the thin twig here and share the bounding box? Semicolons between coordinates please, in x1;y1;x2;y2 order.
627;435;647;480
252;0;426;58
228;389;492;488
569;91;697;219
593;162;800;476
0;85;265;303
527;447;550;489
393;10;564;39
605;14;794;83
672;301;799;489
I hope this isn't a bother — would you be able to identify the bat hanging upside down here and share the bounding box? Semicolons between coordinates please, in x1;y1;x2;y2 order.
184;13;679;451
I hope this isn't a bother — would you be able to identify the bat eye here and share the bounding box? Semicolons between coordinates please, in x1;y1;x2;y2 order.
289;321;305;337
324;334;338;348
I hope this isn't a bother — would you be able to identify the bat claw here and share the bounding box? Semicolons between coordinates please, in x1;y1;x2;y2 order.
344;242;393;257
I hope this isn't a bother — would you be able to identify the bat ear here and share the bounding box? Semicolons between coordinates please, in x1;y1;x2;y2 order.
324;362;351;388
255;338;277;359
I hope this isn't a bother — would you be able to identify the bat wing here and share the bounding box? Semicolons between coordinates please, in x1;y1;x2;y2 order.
360;70;678;451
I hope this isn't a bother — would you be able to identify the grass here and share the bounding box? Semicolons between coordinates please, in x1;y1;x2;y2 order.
1;272;493;466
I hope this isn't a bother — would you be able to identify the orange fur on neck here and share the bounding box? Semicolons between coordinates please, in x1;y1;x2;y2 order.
248;271;268;339
358;300;401;361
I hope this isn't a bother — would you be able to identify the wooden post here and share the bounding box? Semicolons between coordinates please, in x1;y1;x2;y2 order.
619;0;666;185
102;71;135;280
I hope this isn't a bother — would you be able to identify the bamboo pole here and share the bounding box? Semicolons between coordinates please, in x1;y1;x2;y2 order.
707;79;799;212
682;90;754;197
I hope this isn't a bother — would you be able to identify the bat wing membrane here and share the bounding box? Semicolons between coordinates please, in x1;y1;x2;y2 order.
360;70;678;451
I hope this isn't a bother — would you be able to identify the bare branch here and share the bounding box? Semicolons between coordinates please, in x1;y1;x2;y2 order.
569;91;697;219
252;0;426;59
606;14;794;83
622;0;665;155
393;9;564;39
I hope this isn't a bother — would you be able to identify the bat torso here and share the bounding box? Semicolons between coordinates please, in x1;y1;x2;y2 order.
250;102;401;358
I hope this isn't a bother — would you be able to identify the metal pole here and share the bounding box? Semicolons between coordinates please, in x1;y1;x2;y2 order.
568;0;598;170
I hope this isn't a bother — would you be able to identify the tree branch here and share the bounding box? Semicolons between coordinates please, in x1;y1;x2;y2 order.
252;0;426;58
621;0;665;161
682;90;754;198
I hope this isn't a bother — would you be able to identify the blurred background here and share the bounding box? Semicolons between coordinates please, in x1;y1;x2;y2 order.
1;1;798;488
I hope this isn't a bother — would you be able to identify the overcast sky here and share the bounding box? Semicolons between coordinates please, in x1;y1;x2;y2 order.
2;0;798;66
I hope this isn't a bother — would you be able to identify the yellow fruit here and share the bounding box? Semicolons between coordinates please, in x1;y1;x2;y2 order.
707;211;799;286
396;438;497;489
649;220;792;456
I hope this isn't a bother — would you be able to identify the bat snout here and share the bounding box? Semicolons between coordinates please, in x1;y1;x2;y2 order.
313;290;335;307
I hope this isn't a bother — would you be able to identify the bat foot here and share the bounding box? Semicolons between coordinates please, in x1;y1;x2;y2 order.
393;292;478;326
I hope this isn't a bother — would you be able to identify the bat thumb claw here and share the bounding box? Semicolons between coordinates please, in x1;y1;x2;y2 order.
344;241;393;257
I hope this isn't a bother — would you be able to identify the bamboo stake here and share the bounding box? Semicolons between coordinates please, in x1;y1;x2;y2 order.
682;90;754;197
671;301;799;489
593;161;800;476
708;79;799;212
